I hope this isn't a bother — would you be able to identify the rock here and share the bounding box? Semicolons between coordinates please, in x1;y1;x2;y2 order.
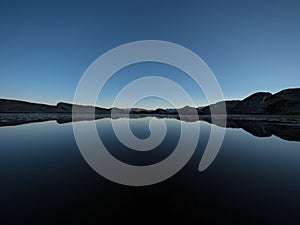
199;100;241;115
177;106;198;115
57;102;110;114
266;88;300;115
230;92;272;114
0;98;57;113
229;88;300;115
152;108;169;114
1;88;300;116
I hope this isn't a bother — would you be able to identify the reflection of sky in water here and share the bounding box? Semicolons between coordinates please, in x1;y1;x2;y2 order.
1;118;300;223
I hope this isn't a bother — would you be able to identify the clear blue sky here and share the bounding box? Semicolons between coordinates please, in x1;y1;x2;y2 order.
0;0;299;108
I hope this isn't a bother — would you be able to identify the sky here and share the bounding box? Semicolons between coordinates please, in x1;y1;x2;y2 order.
0;0;300;109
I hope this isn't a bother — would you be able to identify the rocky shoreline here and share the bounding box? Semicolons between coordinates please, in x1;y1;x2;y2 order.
1;87;300;142
1;113;300;142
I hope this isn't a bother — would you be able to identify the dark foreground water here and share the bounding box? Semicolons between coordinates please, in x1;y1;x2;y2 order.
1;118;300;224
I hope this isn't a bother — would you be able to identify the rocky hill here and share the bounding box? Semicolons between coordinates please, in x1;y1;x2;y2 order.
0;99;111;114
227;88;300;115
1;88;300;115
0;99;57;113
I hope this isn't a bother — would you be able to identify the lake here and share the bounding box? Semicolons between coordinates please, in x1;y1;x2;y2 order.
1;117;300;224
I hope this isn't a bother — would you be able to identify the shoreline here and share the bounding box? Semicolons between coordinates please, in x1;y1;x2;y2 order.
1;113;300;142
1;113;300;126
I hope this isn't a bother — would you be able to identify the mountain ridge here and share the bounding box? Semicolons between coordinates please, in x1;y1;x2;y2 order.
1;88;300;115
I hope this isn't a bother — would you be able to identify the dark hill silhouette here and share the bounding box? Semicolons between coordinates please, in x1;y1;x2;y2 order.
1;88;300;115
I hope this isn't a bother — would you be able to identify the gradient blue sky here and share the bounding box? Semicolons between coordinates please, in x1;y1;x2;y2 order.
0;0;299;108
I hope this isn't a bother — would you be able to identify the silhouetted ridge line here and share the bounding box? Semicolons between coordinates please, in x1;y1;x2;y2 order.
1;88;300;115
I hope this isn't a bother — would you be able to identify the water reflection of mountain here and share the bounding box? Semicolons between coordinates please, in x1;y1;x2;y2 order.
1;113;300;142
202;116;300;142
174;115;300;142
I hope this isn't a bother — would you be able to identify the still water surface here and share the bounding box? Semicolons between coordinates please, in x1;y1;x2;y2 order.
1;118;300;224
